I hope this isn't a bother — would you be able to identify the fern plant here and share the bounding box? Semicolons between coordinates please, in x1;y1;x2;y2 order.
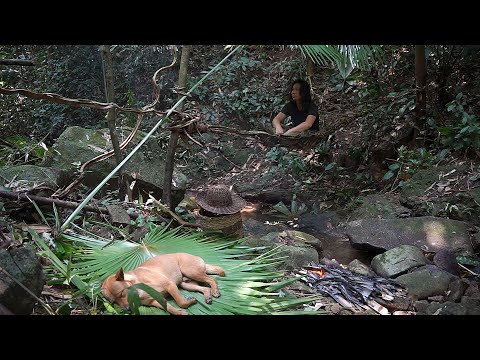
272;194;308;221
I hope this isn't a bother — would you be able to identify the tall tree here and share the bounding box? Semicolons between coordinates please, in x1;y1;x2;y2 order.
162;45;192;209
99;45;126;199
414;45;427;144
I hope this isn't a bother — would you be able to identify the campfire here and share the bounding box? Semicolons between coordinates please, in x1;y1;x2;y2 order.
297;263;411;314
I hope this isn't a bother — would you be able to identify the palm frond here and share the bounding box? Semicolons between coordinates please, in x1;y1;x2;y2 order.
60;224;319;315
337;45;384;69
298;45;384;70
298;45;340;66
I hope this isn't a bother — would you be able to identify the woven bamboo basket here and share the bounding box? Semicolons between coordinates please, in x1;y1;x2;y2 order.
198;211;244;238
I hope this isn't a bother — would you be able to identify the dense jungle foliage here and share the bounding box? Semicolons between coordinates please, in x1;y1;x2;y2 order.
1;45;480;168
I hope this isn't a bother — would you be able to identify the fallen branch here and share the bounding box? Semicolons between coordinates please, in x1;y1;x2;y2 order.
203;117;354;150
148;194;198;228
0;59;35;66
0;46;178;117
0;189;139;218
458;263;479;276
0;189;109;213
0;87;164;116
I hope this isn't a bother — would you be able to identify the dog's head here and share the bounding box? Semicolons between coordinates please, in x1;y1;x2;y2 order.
101;268;131;309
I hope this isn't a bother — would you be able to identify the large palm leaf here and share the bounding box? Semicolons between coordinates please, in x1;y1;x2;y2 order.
60;224;321;315
298;45;384;69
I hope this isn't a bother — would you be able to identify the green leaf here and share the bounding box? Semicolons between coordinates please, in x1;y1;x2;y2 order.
456;255;480;266
129;283;168;311
125;283;171;314
325;162;336;171
437;127;454;136
127;286;142;315
388;163;401;171
290;195;298;215
272;202;292;217
383;171;395;181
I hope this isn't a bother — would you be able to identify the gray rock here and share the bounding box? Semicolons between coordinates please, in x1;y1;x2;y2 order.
395;265;451;300
427;302;468;315
0;246;46;314
348;259;376;277
433;249;461;276
413;300;431;314
346;216;474;255
0;165;64;191
349;194;412;221
371;245;427;278
446;278;469;302
242;230;320;271
46;126;186;207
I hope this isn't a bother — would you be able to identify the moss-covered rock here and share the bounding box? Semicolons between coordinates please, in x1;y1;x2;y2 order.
349;194;411;220
0;165;65;190
44;126;186;206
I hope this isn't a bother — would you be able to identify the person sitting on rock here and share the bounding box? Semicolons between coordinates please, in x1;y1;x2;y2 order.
272;79;320;136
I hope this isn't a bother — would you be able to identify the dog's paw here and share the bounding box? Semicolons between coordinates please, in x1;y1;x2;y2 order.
212;290;221;298
205;296;212;304
186;296;198;305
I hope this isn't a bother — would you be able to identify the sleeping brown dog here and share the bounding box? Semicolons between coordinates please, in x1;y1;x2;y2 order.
101;252;225;315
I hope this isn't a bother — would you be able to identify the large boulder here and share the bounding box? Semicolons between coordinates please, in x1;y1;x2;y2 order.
346;216;474;255
242;230;321;270
44;126;187;207
0;245;46;314
0;165;65;193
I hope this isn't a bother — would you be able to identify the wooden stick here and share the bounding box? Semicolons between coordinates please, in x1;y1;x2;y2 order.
0;189;110;214
148;194;198;228
458;263;479;276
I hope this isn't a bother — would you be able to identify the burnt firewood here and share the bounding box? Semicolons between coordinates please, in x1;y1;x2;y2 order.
298;263;408;313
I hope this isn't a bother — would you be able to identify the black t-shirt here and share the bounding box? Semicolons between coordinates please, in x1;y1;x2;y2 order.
280;102;319;131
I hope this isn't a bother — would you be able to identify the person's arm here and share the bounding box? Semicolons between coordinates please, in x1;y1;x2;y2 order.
272;112;287;134
284;114;316;135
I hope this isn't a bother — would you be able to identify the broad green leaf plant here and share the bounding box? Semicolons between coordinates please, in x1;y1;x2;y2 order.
297;45;384;70
59;224;320;315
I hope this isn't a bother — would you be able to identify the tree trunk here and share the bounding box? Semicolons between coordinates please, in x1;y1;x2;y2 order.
306;57;314;91
162;45;192;210
99;45;126;200
413;45;426;145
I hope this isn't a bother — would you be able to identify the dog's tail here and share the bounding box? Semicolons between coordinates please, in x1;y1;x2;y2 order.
206;264;225;277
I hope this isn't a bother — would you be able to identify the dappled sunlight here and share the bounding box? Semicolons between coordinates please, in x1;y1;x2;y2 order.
241;203;257;214
240;203;259;221
424;221;447;249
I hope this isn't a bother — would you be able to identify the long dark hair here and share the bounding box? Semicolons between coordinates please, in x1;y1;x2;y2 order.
288;79;312;108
